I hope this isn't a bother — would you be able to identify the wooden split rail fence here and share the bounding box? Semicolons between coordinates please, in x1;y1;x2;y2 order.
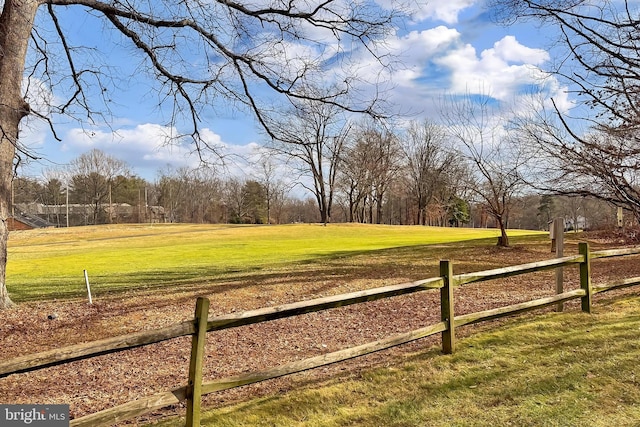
1;242;640;426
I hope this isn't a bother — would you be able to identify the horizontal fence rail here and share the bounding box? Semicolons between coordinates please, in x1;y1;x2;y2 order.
2;241;639;427
454;289;587;328
591;246;640;260
205;277;445;332
0;277;444;379
201;321;449;394
454;255;584;286
593;276;640;294
0;320;196;377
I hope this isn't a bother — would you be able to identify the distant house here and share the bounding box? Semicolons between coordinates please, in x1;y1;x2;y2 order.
8;212;56;231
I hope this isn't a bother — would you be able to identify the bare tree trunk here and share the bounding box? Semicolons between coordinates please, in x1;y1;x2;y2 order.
0;0;39;308
348;191;356;222
496;217;509;247
0;133;14;309
320;199;329;225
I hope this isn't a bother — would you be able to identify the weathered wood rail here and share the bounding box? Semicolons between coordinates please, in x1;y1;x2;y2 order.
1;241;639;426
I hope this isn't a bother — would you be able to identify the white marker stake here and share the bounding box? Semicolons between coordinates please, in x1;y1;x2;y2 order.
84;270;93;305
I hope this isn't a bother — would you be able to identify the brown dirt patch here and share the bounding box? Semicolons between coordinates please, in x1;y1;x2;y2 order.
1;236;639;425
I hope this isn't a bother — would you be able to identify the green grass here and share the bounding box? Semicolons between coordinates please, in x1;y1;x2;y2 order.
153;296;640;427
10;223;638;426
6;223;541;301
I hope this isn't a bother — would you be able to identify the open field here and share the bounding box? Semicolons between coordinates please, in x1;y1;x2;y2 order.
6;223;541;301
1;223;639;426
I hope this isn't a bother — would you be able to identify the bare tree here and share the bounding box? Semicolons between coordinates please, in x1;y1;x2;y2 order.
68;149;131;224
253;154;291;224
442;94;527;247
12;176;43;206
266;96;350;224
402;120;459;226
339;122;402;223
337;135;373;223
491;0;640;135
156;166;221;223
516;99;640;224
155;166;188;223
0;0;399;307
492;0;640;222
242;180;268;224
223;178;249;224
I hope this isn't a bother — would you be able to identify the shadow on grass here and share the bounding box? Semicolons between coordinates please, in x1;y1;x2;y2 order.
9;234;547;304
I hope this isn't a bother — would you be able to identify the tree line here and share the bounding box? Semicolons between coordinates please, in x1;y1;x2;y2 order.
14;112;620;234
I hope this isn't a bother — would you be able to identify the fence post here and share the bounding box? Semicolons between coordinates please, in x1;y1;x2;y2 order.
440;260;455;354
186;297;210;427
553;217;565;312
579;242;592;314
83;270;93;305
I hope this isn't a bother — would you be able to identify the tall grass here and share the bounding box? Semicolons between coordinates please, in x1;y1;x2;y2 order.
154;296;640;427
7;223;541;301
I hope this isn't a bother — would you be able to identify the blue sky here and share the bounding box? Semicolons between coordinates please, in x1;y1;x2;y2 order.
19;0;569;182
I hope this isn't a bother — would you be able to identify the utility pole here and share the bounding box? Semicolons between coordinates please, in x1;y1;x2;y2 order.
66;181;69;228
108;183;112;224
144;186;149;223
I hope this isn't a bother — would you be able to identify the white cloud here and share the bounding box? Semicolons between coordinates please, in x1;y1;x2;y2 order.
409;0;477;24
327;26;555;119
372;0;476;24
343;22;570;136
18;77;57;154
435;35;551;100
64;123;177;153
394;26;461;61
352;26;459;91
486;36;549;65
18;117;49;151
60;123;255;179
23;77;55;117
540;79;574;114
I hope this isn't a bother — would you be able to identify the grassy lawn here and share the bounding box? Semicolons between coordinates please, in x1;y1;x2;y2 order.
6;223;640;426
154;295;640;427
6;223;541;301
